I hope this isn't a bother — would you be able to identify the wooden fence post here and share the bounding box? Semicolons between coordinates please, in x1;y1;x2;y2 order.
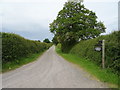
102;40;105;69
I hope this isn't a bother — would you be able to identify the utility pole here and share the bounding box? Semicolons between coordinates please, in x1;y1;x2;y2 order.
102;40;105;69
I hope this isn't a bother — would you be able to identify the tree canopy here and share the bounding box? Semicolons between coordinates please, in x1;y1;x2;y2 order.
43;38;51;43
50;1;106;52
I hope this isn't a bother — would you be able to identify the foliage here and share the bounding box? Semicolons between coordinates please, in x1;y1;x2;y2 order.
70;31;120;74
2;51;44;73
43;38;51;43
50;1;105;52
2;32;51;63
52;35;59;45
56;45;119;88
38;40;41;42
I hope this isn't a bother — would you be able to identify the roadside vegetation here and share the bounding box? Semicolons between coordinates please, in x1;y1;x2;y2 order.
50;1;105;53
56;31;119;88
50;0;119;88
2;51;44;73
2;32;52;72
70;31;120;75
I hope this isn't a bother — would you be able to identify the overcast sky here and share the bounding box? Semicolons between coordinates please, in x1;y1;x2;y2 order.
0;0;119;41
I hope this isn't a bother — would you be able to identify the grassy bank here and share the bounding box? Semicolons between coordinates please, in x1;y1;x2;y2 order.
56;45;119;88
2;51;45;73
70;31;120;75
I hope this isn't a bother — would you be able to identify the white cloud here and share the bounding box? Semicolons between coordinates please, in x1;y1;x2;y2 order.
84;2;118;33
1;0;67;3
85;0;119;2
1;0;66;40
1;0;118;40
1;0;119;3
0;4;2;31
2;1;66;28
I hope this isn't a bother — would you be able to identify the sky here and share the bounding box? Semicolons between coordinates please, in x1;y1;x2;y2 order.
0;0;119;41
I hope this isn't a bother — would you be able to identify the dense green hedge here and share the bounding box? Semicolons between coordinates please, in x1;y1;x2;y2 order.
70;31;120;74
2;32;52;63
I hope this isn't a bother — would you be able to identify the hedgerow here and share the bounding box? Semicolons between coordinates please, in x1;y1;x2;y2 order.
70;31;120;74
2;32;51;63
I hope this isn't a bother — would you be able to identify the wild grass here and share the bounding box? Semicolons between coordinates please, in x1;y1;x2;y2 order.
2;51;45;73
56;45;119;88
2;32;51;63
70;31;120;75
2;32;52;73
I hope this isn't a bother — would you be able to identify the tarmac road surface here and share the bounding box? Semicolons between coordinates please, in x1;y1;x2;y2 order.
2;46;107;88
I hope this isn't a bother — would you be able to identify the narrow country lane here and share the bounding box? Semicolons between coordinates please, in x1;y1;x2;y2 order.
2;46;107;88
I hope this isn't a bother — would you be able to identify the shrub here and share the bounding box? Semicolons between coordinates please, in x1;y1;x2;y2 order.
70;31;120;74
2;32;51;63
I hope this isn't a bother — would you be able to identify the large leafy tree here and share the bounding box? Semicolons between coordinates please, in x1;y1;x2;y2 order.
50;1;106;52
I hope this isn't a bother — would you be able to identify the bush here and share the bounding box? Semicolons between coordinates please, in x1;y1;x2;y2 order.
2;32;51;63
70;31;120;74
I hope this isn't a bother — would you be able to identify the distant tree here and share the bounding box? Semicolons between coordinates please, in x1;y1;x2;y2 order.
50;1;106;52
38;40;41;42
43;38;51;43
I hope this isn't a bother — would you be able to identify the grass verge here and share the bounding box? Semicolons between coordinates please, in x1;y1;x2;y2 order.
2;51;45;73
56;46;119;88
